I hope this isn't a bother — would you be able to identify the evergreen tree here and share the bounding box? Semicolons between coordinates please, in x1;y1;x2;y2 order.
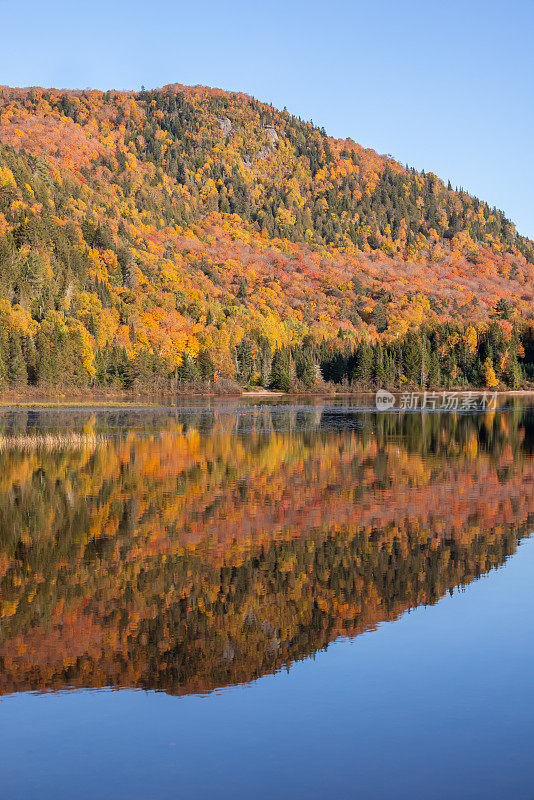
176;355;199;383
236;337;256;384
8;333;28;386
296;350;315;387
0;347;7;388
353;341;373;386
24;335;38;384
94;348;107;385
35;329;54;386
427;350;441;387
269;348;291;391
402;334;422;385
197;350;215;382
373;303;388;334
374;342;385;385
507;354;522;389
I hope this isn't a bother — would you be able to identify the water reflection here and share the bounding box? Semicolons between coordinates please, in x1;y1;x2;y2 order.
1;404;533;697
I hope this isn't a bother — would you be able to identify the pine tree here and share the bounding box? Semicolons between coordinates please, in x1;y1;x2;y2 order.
373;303;388;334
8;334;28;386
94;348;107;385
296;351;315;387
353;341;373;386
507;355;522;389
0;347;7;388
236;337;256;384
374;342;385;385
197;350;215;382
427;351;441;388
402;334;422;385
261;341;272;387
269;349;291;391
24;335;38;384
35;330;54;386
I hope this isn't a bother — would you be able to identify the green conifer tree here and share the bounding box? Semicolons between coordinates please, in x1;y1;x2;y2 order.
0;347;7;388
269;349;291;392
8;334;28;386
353;341;373;386
374;342;386;385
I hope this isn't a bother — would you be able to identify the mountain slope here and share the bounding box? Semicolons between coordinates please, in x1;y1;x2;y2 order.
0;83;532;390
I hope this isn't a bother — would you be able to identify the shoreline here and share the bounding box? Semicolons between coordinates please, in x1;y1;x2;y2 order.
1;387;534;408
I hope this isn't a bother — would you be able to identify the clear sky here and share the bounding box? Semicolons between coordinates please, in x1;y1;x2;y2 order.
1;0;532;237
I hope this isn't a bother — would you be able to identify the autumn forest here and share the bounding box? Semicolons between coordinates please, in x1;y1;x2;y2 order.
0;83;533;393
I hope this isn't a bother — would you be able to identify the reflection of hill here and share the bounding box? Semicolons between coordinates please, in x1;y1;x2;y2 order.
0;408;533;696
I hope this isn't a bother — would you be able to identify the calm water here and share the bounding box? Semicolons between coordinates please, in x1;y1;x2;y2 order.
0;402;533;799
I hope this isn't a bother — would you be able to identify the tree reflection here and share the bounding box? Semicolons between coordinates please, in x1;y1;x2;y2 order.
0;405;533;696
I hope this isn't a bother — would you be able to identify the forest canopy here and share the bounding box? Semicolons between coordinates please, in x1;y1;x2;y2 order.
0;83;533;391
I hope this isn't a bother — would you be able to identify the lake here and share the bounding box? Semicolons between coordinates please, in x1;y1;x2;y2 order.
0;402;533;799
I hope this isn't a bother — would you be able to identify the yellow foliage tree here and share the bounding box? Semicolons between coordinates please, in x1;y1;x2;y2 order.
483;357;498;389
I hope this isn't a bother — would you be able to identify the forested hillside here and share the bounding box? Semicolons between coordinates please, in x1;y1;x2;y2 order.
0;83;533;392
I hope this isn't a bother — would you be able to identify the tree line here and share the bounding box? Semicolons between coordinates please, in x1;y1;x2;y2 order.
0;317;531;392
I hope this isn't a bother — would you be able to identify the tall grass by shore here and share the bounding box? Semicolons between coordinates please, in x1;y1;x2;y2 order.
0;433;106;452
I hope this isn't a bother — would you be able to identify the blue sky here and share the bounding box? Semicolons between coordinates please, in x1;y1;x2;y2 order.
1;0;532;237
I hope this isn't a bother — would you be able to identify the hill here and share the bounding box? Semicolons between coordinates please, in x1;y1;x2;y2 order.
0;83;533;391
